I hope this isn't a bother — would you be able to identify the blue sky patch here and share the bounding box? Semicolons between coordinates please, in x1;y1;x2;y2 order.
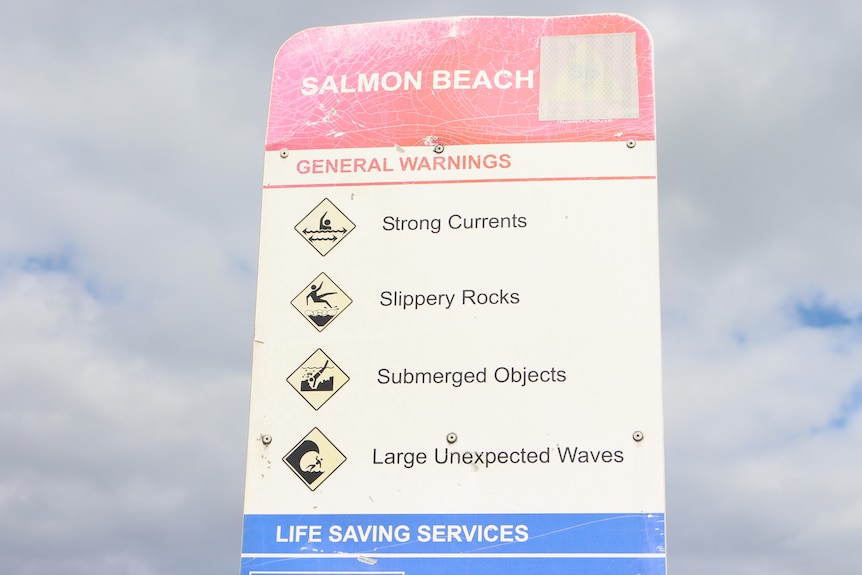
811;380;862;435
827;380;862;431
21;253;74;274
6;251;125;303
795;298;859;329
731;330;748;346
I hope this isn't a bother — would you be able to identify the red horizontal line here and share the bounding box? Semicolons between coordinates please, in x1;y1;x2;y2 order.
263;175;656;189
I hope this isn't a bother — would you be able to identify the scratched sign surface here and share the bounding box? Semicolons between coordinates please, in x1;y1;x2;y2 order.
242;14;666;575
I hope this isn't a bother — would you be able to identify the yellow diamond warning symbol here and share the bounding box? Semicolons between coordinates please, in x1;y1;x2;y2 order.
295;198;356;256
283;427;346;491
291;272;352;332
286;349;350;410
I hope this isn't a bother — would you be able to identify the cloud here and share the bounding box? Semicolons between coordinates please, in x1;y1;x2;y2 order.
2;1;862;575
0;268;248;574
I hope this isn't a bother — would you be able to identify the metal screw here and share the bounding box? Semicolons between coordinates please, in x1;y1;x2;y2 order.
626;140;636;149
433;144;445;154
632;431;644;442
261;434;272;445
279;149;289;158
446;433;457;444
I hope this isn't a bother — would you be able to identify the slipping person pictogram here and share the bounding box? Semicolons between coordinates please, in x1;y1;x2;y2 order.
306;281;336;308
291;273;352;332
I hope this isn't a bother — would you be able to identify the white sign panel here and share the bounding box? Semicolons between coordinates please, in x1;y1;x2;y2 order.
241;14;665;575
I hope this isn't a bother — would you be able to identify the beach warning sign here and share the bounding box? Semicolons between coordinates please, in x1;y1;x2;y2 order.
242;14;666;575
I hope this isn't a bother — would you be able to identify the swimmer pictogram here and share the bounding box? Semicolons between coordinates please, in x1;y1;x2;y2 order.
295;198;356;256
286;349;350;410
291;272;352;332
283;427;346;491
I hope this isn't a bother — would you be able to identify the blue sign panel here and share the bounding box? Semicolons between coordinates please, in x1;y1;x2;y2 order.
241;513;665;575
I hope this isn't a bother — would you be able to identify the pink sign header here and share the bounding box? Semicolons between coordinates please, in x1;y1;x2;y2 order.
267;15;654;151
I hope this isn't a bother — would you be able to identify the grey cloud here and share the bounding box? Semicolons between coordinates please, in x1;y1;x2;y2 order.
2;1;861;574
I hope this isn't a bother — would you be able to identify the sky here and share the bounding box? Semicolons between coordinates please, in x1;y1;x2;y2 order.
1;0;861;573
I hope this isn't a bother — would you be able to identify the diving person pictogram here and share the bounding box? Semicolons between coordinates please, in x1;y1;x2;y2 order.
286;349;350;410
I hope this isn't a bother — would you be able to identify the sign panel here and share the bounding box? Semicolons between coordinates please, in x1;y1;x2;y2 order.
242;14;665;575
